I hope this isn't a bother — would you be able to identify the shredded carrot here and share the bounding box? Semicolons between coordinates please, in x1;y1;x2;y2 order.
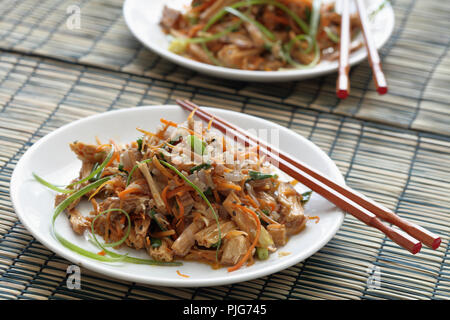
222;136;227;152
95;143;111;152
136;127;157;138
167;185;193;198
97;250;106;256
207;117;214;130
176;270;190;278
187;107;198;121
95;136;102;145
228;204;261;272
258;210;280;225
161;185;171;215
152;155;173;179
214;178;242;191
175;196;185;229
90;198;99;214
152;229;176;238
89;180;113;200
160;118;178;128
245;194;258;209
213;189;221;203
308;216;320;224
264;11;290;25
290;179;299;186
118;186;141;199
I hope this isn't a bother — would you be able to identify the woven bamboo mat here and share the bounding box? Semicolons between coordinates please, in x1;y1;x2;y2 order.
0;0;449;300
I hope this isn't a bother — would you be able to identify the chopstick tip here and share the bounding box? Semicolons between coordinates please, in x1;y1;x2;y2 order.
337;90;348;99
432;237;441;250
377;86;388;95
412;242;422;255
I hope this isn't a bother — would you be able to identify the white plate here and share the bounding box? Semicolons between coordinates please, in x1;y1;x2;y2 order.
10;105;345;287
123;0;395;82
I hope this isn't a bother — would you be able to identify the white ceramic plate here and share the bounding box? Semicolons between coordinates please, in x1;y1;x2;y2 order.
123;0;395;82
10;105;345;287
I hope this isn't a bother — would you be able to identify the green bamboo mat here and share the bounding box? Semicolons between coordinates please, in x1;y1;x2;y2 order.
0;0;449;300
0;0;449;135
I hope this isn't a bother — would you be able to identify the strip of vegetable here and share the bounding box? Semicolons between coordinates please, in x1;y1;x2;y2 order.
52;177;181;266
89;209;181;266
160;160;222;262
282;0;322;69
67;147;115;188
224;7;275;42
126;159;152;187
32;173;74;194
51;177;124;262
91;209;131;248
324;26;339;43
204;0;309;34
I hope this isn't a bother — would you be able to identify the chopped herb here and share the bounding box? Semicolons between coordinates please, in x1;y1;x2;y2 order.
169;136;182;145
204;187;213;197
159;152;166;161
187;135;206;155
301;191;312;205
210;240;220;248
248;171;277;181
137;137;143;152
150;238;162;248
261;209;270;215
189;162;212;173
148;208;167;231
256;247;269;260
88;163;103;182
118;163;128;174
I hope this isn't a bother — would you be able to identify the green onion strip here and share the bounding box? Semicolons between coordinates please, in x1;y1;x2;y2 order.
66;146;115;188
204;0;309;34
126;159;152;187
48;175;181;266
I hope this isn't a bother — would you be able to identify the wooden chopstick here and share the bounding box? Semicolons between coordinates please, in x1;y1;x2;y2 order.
177;99;442;253
336;0;351;99
355;0;388;94
179;100;441;250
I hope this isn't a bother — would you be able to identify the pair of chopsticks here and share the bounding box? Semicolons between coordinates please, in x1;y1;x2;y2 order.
337;0;388;99
176;99;441;254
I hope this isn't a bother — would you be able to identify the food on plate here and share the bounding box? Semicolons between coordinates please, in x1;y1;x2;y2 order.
35;110;313;271
160;0;362;71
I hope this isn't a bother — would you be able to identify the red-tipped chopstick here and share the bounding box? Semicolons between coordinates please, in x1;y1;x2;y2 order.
177;99;442;253
355;0;388;94
336;0;351;99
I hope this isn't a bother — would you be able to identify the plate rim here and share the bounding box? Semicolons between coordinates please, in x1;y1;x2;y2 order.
122;0;395;82
10;105;346;287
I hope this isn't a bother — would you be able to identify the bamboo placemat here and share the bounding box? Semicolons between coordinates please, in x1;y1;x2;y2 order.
0;0;449;300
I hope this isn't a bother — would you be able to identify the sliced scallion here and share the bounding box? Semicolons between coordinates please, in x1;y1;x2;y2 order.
67;147;115;188
126;159;152;187
32;172;74;194
224;7;275;42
